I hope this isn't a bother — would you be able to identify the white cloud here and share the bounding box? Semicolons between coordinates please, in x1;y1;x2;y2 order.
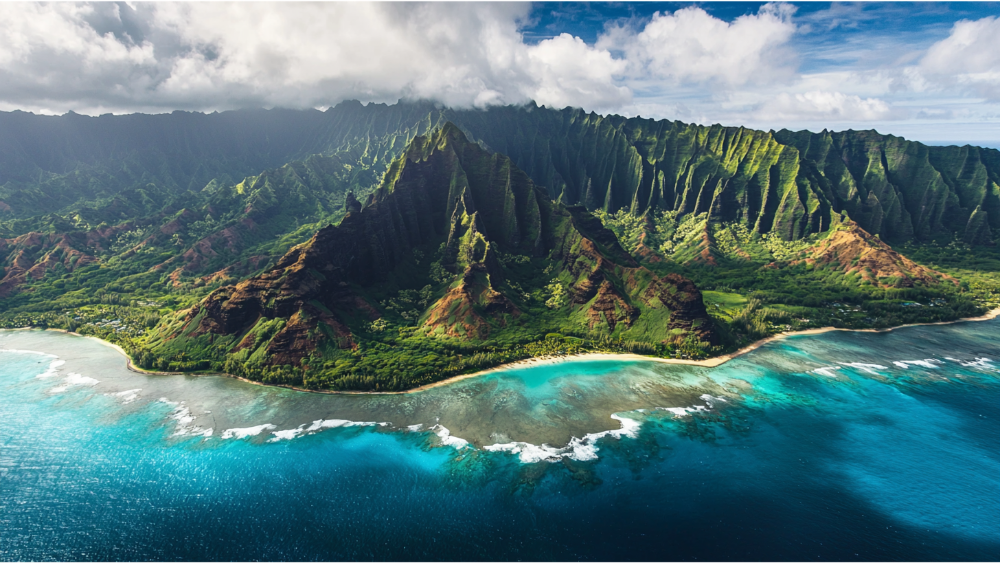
0;2;627;114
525;33;630;109
0;3;153;66
752;91;897;122
0;2;798;115
919;16;1000;100
0;1;995;146
598;3;798;86
0;3;157;113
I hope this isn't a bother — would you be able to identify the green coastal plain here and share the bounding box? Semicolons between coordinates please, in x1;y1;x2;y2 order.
2;102;998;391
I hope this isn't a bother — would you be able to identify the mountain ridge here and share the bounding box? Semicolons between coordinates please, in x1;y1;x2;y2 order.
149;124;718;390
2;101;997;247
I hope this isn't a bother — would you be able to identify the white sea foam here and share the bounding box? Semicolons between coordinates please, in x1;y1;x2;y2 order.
269;426;306;442
169;405;194;426
699;394;727;405
48;372;100;393
892;359;942;369
37;359;66;379
485;441;569;463
811;366;842;377
165;402;213;437
304;418;387;433
107;388;142;404
262;418;390;442
484;413;642;463
221;424;277;440
0;350;64;379
406;423;424;431
487;398;718;463
946;357;995;370
840;362;889;375
430;425;470;450
657;405;710;417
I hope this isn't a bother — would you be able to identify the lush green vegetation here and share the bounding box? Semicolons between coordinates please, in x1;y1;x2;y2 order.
898;237;1000;312
9;217;989;392
107;250;716;390
111;127;724;391
247;330;712;392
594;206;994;352
2;104;998;392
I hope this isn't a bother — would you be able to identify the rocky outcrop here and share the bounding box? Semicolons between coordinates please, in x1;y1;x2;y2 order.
789;224;952;288
585;281;639;331
0;230;113;297
657;273;716;341
343;191;362;214
422;262;516;339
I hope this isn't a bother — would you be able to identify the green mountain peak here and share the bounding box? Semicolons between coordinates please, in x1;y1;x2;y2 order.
142;126;717;390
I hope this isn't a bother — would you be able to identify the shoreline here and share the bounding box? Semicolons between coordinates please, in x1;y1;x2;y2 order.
8;307;1000;395
408;306;1000;392
36;329;190;376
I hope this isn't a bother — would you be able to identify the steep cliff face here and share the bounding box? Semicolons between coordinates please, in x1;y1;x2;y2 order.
775;130;1000;245
0;103;441;219
3;102;997;248
166;124;716;374
449;106;1000;245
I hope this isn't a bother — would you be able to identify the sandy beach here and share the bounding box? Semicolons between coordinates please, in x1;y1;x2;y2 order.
403;306;1000;393
18;307;1000;395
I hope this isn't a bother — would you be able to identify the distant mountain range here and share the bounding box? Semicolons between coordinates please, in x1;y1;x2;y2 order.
1;102;997;391
3;101;998;245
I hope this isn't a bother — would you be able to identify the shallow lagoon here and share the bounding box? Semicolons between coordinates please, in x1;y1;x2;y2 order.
1;321;999;560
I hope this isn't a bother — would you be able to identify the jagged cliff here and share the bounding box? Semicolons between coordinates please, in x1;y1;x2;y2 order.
450;106;1000;246
3;102;998;248
156;124;716;388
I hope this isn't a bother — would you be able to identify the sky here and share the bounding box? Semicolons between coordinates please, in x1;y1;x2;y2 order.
0;2;998;146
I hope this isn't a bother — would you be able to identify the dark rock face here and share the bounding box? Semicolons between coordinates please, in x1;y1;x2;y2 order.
565;205;639;267
454;108;1000;246
586;280;639;331
180;123;717;366
343;191;362;214
658;273;717;344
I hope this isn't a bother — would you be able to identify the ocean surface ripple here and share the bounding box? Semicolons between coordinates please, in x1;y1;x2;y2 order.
1;320;998;561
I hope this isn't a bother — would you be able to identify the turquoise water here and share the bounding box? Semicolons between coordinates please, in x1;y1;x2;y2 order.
1;322;998;561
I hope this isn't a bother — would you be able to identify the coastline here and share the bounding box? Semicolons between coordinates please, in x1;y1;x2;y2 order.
40;328;188;376
10;307;1000;395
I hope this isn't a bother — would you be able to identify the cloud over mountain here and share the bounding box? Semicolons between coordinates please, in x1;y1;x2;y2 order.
0;2;630;114
0;2;810;115
0;2;996;144
752;91;896;122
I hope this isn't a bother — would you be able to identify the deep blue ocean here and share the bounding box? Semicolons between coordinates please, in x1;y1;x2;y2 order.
1;320;998;561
